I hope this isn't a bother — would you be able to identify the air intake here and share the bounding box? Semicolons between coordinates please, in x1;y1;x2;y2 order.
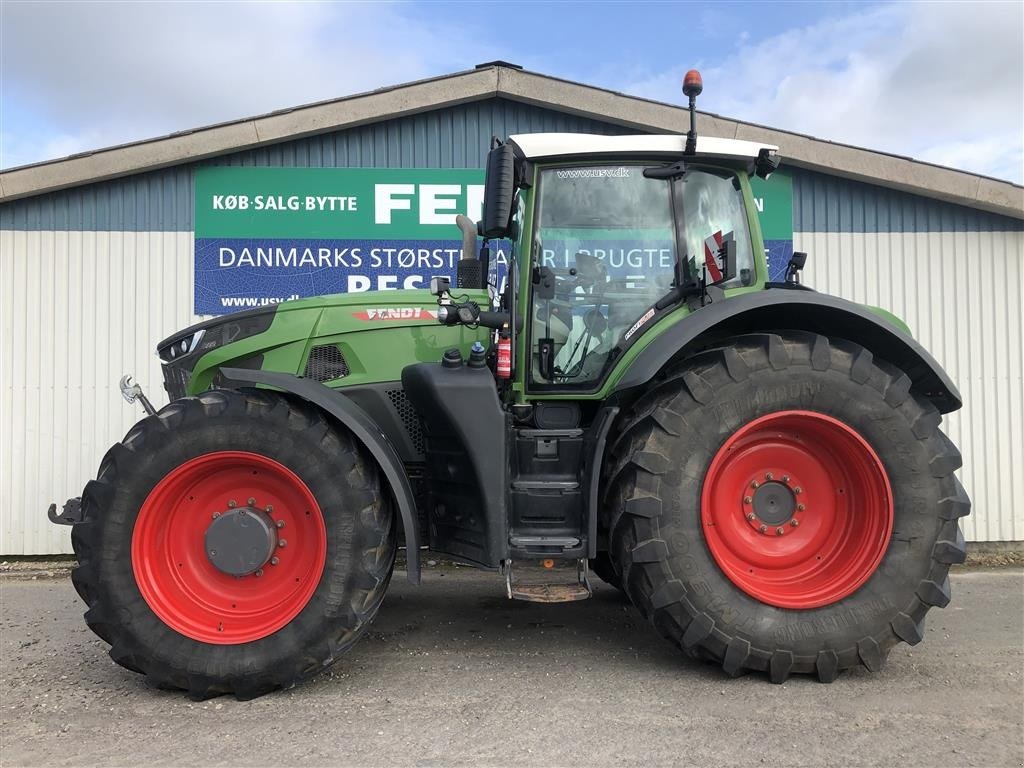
303;345;349;382
386;388;425;456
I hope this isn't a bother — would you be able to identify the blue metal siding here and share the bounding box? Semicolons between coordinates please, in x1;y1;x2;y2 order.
0;99;631;232
4;104;1021;234
791;168;1024;234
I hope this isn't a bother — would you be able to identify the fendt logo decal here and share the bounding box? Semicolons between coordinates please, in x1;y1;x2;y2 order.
352;307;439;321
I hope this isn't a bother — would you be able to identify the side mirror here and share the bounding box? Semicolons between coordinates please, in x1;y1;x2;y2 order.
481;143;516;239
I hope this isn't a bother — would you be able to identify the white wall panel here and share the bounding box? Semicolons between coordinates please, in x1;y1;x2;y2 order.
797;229;1024;543
1;227;1021;552
1;230;198;554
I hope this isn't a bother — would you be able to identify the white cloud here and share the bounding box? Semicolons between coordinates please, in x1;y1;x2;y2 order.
621;2;1024;183
0;1;486;168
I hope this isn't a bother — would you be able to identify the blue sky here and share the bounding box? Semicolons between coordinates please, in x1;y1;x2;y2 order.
2;1;1022;182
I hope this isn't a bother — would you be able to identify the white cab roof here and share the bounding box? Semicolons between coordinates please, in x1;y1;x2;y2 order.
508;133;777;162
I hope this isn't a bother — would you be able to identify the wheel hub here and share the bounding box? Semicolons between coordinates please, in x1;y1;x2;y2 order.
751;481;796;526
205;507;277;576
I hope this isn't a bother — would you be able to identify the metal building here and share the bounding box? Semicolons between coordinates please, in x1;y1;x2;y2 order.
2;62;1022;554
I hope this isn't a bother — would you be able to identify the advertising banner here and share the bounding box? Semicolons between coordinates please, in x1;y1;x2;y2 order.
194;167;793;314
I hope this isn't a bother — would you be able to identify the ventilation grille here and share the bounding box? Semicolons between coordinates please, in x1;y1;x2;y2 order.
304;345;349;382
386;388;425;455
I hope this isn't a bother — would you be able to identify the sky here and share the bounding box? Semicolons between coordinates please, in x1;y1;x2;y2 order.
2;0;1022;183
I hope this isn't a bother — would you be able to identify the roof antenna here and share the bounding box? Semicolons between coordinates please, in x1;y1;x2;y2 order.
682;69;703;156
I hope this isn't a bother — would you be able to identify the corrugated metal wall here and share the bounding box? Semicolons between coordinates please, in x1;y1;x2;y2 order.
792;169;1024;543
1;230;194;553
1;99;1021;553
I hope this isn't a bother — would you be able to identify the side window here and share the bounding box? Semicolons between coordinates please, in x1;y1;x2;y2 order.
530;165;678;388
676;170;754;287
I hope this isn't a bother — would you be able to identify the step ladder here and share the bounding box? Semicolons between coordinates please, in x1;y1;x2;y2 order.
502;558;592;603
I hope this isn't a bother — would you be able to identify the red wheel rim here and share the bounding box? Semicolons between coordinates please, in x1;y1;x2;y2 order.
131;451;327;643
701;411;893;609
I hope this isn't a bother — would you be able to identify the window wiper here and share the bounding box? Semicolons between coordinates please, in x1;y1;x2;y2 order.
643;161;688;180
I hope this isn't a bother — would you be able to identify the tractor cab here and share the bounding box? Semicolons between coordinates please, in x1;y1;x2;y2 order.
506;131;778;393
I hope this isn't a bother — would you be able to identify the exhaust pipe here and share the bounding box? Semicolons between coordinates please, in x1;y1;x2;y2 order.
455;214;485;289
456;214;478;261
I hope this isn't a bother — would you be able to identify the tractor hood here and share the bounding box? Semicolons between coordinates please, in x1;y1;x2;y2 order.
157;289;474;360
158;289;491;398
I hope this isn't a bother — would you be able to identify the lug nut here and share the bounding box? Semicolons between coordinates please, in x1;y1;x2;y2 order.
265;505;274;513
276;520;285;529
254;568;263;577
793;487;803;495
751;480;760;489
270;556;279;566
791;519;799;527
782;475;791;483
278;539;287;548
743;496;753;504
247;497;256;506
212;511;221;519
765;472;774;481
746;513;756;521
797;503;806;511
776;527;785;536
759;524;767;534
227;500;237;508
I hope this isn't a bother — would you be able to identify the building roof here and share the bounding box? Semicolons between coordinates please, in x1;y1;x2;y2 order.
1;63;1021;218
509;133;776;162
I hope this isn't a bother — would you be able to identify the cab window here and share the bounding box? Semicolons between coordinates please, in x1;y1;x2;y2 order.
675;170;754;288
529;164;677;387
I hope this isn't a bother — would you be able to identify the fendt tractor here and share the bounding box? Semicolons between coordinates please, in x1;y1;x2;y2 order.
49;71;970;699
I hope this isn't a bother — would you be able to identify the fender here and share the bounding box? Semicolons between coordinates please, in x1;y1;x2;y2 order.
614;289;962;413
221;367;422;584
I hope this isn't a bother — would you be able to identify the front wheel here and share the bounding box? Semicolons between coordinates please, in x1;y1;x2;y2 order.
604;332;969;682
71;389;396;699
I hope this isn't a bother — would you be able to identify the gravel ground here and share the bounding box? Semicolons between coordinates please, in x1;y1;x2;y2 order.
1;567;1022;767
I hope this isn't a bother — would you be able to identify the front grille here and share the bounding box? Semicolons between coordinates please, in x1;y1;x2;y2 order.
162;365;191;401
304;345;350;382
386;388;425;455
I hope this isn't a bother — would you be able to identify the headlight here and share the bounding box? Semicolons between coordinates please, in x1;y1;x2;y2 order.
157;308;275;364
161;330;205;362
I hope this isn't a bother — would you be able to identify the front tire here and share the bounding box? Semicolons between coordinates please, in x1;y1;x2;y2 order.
604;332;969;682
71;389;396;699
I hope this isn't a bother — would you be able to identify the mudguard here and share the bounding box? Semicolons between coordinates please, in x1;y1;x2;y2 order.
221;368;422;583
614;289;962;413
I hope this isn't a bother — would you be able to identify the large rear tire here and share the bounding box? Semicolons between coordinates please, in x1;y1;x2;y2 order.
71;389;395;699
604;332;969;682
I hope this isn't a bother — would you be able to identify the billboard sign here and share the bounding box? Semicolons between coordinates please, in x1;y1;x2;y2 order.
193;167;792;314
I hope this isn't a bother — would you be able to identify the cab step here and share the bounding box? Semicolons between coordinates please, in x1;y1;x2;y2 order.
502;558;592;603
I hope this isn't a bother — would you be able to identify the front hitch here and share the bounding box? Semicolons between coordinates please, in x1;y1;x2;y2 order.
48;497;83;526
119;375;156;415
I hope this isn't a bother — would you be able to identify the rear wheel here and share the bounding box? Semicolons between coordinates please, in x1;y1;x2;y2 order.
71;389;396;699
604;332;969;682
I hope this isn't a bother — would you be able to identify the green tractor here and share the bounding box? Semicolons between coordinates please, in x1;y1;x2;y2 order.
50;72;969;699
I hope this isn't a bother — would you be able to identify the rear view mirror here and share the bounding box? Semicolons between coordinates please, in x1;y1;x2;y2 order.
481;143;516;239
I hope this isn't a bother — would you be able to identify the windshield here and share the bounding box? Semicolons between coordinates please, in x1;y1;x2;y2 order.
528;163;753;389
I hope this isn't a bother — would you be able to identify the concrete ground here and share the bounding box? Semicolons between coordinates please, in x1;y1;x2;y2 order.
1;567;1022;768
